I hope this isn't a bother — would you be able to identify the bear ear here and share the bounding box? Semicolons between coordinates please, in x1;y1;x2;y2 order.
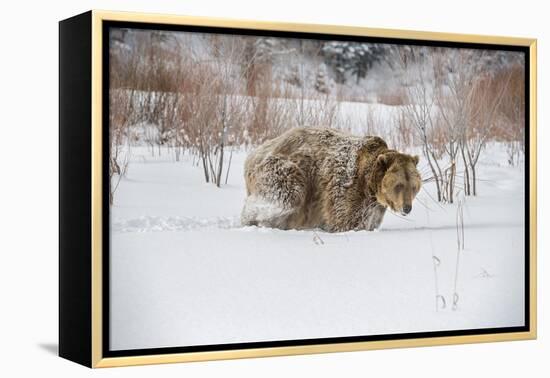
413;155;420;166
376;153;390;171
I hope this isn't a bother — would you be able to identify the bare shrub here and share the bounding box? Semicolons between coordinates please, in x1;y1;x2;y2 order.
108;89;135;204
400;50;446;203
246;78;294;144
433;49;479;202
390;109;413;152
377;87;408;106
465;70;512;195
494;64;526;165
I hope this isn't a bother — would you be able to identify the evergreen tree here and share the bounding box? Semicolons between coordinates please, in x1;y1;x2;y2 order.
322;42;388;84
322;42;355;84
351;44;386;83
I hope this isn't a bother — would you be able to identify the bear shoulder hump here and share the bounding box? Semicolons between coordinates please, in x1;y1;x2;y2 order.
364;136;388;150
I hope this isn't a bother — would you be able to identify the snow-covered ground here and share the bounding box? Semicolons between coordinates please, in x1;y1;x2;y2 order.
110;142;525;351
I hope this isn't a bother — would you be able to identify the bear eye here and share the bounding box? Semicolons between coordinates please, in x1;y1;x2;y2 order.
394;183;404;193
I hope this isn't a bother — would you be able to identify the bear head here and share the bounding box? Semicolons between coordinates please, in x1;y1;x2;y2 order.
374;151;421;216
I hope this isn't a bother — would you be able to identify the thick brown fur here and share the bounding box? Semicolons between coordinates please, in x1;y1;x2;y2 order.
241;127;421;232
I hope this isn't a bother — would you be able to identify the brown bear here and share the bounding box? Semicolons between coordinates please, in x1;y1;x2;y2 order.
241;127;421;232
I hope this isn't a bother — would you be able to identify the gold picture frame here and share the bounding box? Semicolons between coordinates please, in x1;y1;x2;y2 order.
59;10;537;368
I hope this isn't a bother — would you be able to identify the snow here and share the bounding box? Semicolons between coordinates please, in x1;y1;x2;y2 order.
241;194;293;226
110;142;525;351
